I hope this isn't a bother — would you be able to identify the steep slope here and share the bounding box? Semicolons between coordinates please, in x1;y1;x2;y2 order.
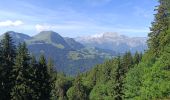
27;31;71;49
76;32;147;53
64;37;84;50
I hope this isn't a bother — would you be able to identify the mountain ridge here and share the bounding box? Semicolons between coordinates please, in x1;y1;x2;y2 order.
76;32;147;53
0;31;116;75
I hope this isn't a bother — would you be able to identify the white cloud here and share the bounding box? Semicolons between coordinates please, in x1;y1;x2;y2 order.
91;33;103;38
35;24;84;32
0;20;23;27
35;24;52;32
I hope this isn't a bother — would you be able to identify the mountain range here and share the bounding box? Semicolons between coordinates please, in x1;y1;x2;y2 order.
0;31;147;75
0;31;116;75
76;32;147;53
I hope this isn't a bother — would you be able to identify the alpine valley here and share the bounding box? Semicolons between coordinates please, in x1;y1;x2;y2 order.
0;31;147;75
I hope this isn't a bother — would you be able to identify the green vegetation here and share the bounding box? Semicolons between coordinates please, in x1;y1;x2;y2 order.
68;47;113;61
52;0;170;99
0;0;169;99
0;33;52;100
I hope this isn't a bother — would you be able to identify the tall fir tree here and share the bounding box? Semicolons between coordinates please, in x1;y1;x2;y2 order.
0;32;16;100
29;55;40;99
124;0;170;99
133;51;140;65
122;51;133;73
11;42;32;100
37;55;51;100
114;56;124;100
148;0;170;56
47;58;54;74
67;74;87;100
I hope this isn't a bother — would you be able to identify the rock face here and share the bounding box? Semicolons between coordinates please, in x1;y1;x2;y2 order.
76;32;147;53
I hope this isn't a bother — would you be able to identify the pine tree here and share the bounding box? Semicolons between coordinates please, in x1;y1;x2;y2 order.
124;1;170;99
158;0;170;46
92;67;98;86
11;42;32;100
74;75;87;100
47;58;54;74
133;51;140;64
52;73;72;100
38;55;51;100
47;58;56;99
29;55;40;99
0;32;16;100
114;56;124;100
148;0;170;56
122;51;133;73
67;74;87;100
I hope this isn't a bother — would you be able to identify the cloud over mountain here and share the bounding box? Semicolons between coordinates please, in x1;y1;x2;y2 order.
0;20;23;27
76;32;147;53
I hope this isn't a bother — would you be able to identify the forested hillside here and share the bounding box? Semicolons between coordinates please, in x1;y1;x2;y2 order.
0;0;169;100
53;0;170;99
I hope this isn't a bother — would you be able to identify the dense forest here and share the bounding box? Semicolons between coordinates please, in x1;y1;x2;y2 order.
0;0;170;100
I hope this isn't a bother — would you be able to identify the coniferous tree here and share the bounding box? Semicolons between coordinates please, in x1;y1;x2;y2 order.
124;0;170;99
47;58;57;99
67;75;87;100
0;33;16;100
92;67;98;87
52;73;72;100
148;0;170;55
133;51;140;64
47;58;54;74
11;42;32;100
114;56;124;100
122;52;133;73
38;55;51;100
29;55;40;99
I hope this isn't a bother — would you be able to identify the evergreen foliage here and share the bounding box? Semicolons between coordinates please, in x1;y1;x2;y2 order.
0;32;16;100
0;0;169;99
0;34;52;100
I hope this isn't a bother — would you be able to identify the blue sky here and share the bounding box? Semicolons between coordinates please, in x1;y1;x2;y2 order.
0;0;157;37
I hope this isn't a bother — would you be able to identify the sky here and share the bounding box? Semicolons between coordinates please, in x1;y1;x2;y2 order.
0;0;158;37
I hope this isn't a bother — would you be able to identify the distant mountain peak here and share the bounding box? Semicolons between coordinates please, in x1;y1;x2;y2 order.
103;32;120;38
0;31;32;44
76;32;147;53
89;32;120;38
39;30;59;35
35;31;60;38
33;31;62;41
30;31;71;49
7;31;30;37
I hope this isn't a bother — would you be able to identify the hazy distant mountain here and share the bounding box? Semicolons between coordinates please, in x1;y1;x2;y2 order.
76;32;147;53
0;31;115;75
27;31;71;49
0;31;32;44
